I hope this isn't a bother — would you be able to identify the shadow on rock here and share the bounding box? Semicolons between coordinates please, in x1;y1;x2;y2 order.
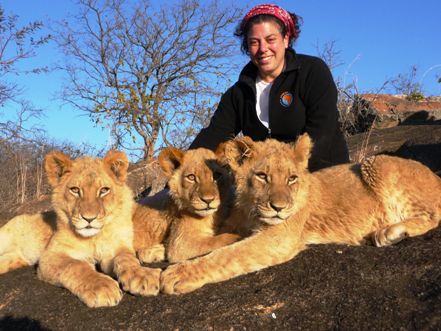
0;316;52;331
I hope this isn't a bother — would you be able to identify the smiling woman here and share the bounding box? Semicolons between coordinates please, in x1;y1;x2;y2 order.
246;19;289;82
189;3;349;172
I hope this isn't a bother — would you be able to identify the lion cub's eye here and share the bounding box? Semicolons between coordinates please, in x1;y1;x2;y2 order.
99;187;111;197
69;187;80;196
288;175;298;185
186;174;196;182
256;172;268;182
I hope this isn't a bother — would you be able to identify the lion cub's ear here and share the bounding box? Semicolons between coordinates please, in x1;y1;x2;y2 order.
45;151;73;187
103;150;129;184
158;147;185;178
216;136;255;171
292;133;313;170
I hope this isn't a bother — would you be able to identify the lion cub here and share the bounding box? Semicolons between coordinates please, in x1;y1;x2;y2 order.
136;147;240;263
161;134;441;294
0;151;161;307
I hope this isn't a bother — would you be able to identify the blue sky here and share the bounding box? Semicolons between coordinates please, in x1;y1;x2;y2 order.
2;0;441;151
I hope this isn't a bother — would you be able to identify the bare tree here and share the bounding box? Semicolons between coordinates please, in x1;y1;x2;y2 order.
389;65;424;101
0;5;50;141
314;40;344;72
315;40;359;136
0;101;44;142
56;0;243;160
0;140;44;214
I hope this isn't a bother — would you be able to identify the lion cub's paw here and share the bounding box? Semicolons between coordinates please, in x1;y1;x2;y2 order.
373;224;408;247
119;266;161;296
160;263;203;295
137;244;165;264
0;254;30;274
75;274;122;308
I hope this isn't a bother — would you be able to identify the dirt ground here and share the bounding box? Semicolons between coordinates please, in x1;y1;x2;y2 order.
1;226;441;330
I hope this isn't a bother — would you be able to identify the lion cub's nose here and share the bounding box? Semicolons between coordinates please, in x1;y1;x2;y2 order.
81;215;97;223
200;196;215;205
269;201;287;212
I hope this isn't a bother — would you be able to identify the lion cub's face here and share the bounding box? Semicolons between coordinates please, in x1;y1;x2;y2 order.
159;147;231;217
45;150;130;237
217;134;312;225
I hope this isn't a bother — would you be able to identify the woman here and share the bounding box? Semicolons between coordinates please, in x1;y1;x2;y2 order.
141;4;349;206
190;4;349;171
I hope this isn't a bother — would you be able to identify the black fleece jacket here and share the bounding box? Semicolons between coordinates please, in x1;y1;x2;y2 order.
190;49;349;171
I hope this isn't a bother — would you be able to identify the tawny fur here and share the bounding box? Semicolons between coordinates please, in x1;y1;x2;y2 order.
0;151;162;308
0;212;56;274
160;134;441;295
0;146;240;284
0;189;170;274
154;147;240;263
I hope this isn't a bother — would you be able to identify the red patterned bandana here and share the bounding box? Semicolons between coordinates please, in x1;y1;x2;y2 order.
240;4;296;39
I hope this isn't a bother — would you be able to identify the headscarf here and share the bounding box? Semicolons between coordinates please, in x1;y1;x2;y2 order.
240;4;297;39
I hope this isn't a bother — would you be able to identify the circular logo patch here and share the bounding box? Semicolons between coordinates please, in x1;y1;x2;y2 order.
280;92;293;107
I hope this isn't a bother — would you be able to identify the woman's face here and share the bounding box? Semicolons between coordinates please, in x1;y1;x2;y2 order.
247;20;289;82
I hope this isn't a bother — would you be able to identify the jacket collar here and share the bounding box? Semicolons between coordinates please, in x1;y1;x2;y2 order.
238;48;300;86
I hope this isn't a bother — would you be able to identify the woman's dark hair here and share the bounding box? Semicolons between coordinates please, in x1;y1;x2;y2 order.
234;12;302;54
